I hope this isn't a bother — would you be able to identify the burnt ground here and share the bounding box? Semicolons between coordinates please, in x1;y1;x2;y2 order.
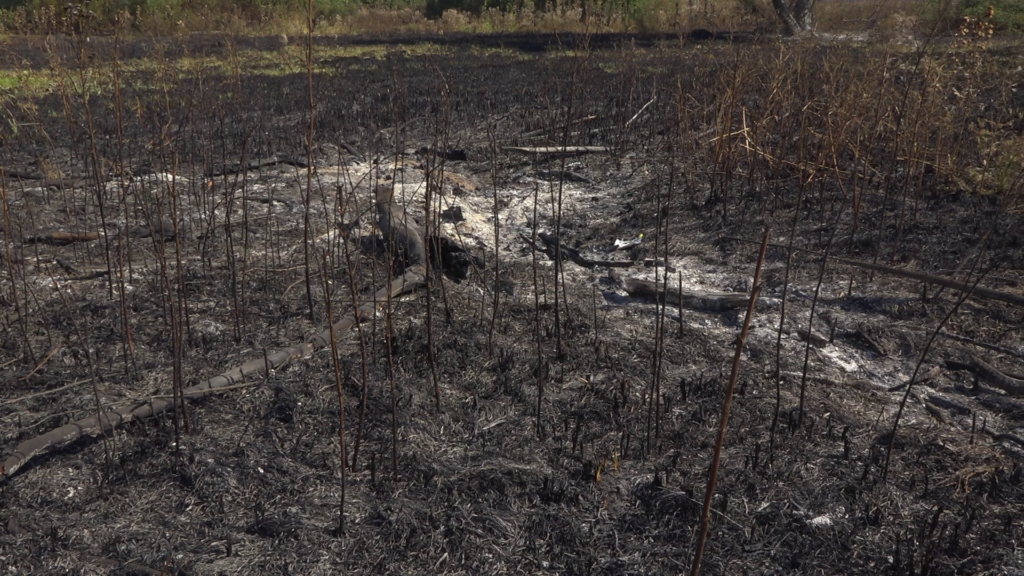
0;33;1022;574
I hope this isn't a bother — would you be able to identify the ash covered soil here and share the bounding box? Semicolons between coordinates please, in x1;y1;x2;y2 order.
0;33;1022;574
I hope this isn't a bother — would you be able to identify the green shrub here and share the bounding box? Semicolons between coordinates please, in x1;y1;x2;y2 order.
424;0;481;18
927;0;1024;33
314;0;358;19
960;0;1024;32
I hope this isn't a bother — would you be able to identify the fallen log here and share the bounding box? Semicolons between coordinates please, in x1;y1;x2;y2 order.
968;356;1024;396
796;328;829;348
844;327;888;357
722;235;1024;308
503;146;611;155
926;394;972;416
25;231;100;246
991;432;1024;447
924;403;948;423
945;356;1024;396
416;147;468;161
0;265;425;481
0;169;43;180
55;259;110;280
37;178;91;190
537;232;634;268
338;141;363;160
518;115;598;139
1;170;91;189
973;393;1024;421
535;169;593;184
127;221;177;241
204;154;310;178
834;257;1024;308
935;331;1024;361
623;277;766;312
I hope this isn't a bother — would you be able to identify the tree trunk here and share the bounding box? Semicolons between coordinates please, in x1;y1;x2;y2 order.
794;0;814;30
771;0;814;36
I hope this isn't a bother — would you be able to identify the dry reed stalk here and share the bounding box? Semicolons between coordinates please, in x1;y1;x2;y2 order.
691;227;770;576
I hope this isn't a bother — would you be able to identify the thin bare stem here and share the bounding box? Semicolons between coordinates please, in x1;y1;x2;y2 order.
320;252;347;534
691;227;770;576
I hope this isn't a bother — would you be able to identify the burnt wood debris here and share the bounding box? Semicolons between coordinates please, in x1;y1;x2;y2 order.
375;183;427;267
0;182;483;480
375;183;479;282
0;28;1021;575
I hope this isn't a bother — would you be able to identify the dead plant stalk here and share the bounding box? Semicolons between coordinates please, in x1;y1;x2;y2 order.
320;252;347;533
690;227;770;576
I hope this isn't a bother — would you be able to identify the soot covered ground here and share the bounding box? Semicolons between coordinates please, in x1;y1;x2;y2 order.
0;33;1022;574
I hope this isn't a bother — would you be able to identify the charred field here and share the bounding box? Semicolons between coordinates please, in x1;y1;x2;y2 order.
0;31;1022;574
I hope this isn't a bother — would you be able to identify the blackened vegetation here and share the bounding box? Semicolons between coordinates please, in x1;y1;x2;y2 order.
0;33;1022;574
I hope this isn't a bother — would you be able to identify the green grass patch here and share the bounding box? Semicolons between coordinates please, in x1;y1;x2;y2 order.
961;0;1024;32
0;68;52;95
0;41;459;99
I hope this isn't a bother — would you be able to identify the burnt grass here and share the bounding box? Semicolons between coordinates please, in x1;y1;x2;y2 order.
0;33;1022;574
